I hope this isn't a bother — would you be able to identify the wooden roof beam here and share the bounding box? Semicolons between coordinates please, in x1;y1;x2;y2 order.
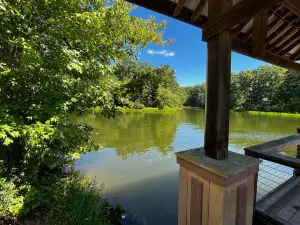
174;0;187;17
202;0;283;41
267;17;299;46
285;0;300;17
267;12;293;38
233;38;300;72
252;11;269;56
279;34;300;55
232;19;250;37
125;0;206;28
270;25;299;51
292;48;300;61
192;0;207;22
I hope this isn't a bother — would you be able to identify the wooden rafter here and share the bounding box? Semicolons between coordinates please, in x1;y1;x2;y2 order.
252;11;269;56
233;38;300;71
267;12;292;38
202;0;283;41
192;0;207;22
174;0;187;17
242;25;253;41
125;0;206;28
270;25;299;51
280;33;300;55
242;5;283;42
268;17;299;46
292;48;300;61
232;19;250;37
285;0;300;17
125;0;300;72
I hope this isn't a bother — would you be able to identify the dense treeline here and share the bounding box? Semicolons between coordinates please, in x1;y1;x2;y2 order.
114;61;186;109
115;63;300;114
113;61;208;109
230;65;300;113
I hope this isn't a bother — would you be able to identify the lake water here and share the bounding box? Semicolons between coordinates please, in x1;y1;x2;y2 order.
74;109;300;225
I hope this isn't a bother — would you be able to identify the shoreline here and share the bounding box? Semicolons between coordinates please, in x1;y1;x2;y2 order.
117;107;300;117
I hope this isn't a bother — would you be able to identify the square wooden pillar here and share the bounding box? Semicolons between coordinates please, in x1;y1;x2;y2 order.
177;148;261;225
204;0;232;160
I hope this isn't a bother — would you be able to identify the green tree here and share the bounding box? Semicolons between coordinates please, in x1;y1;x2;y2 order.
0;0;168;219
183;84;206;108
115;61;182;108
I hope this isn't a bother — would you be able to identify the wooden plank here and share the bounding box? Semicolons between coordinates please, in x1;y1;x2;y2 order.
245;134;300;154
257;176;300;211
285;0;300;17
232;19;250;37
174;0;187;17
209;182;224;225
236;184;247;225
249;151;300;169
266;12;293;38
246;175;256;225
233;38;300;72
125;0;206;28
289;210;300;224
178;167;188;225
190;177;203;225
292;49;300;61
204;0;232;159
266;182;300;215
192;0;207;22
252;10;269;56
279;33;300;55
202;0;282;41
268;17;299;46
200;175;209;225
270;27;299;51
276;192;300;221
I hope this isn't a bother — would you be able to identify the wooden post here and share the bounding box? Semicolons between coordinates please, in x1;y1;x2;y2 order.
294;127;300;176
204;0;232;159
252;10;268;57
177;148;262;225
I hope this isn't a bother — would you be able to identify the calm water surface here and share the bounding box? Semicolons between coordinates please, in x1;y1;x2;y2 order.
74;109;300;225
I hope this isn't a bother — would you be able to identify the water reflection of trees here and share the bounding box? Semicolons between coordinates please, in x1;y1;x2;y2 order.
73;109;204;158
229;111;300;148
73;109;300;158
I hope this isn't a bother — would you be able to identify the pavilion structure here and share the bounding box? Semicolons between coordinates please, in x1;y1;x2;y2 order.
125;1;300;224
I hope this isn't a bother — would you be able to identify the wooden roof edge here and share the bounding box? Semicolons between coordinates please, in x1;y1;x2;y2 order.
126;0;300;72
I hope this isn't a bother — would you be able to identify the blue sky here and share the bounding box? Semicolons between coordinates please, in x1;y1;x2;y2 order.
131;6;268;86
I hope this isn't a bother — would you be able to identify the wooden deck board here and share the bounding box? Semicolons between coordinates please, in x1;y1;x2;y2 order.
255;176;300;224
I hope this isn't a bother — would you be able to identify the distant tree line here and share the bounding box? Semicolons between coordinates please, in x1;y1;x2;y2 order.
114;63;300;113
114;61;186;109
230;65;300;113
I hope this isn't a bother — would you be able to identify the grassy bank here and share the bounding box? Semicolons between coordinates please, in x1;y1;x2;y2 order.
1;172;124;225
246;110;300;117
117;107;182;114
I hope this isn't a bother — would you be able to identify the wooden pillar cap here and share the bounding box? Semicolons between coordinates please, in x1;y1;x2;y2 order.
176;148;262;187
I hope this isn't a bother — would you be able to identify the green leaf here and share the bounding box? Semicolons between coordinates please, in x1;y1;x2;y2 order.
3;137;13;146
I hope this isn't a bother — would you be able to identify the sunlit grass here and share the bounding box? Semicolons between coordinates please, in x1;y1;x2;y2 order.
246;111;300;117
117;107;182;114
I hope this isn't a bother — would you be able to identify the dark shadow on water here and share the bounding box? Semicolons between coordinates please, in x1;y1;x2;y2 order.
106;171;179;225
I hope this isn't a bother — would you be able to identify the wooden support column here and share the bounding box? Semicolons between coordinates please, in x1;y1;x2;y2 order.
252;11;268;56
204;0;232;159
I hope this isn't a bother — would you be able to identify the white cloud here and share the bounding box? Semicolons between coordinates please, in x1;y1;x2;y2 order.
165;52;175;57
147;49;175;57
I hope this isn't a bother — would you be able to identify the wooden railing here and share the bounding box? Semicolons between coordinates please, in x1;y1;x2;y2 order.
245;128;300;170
